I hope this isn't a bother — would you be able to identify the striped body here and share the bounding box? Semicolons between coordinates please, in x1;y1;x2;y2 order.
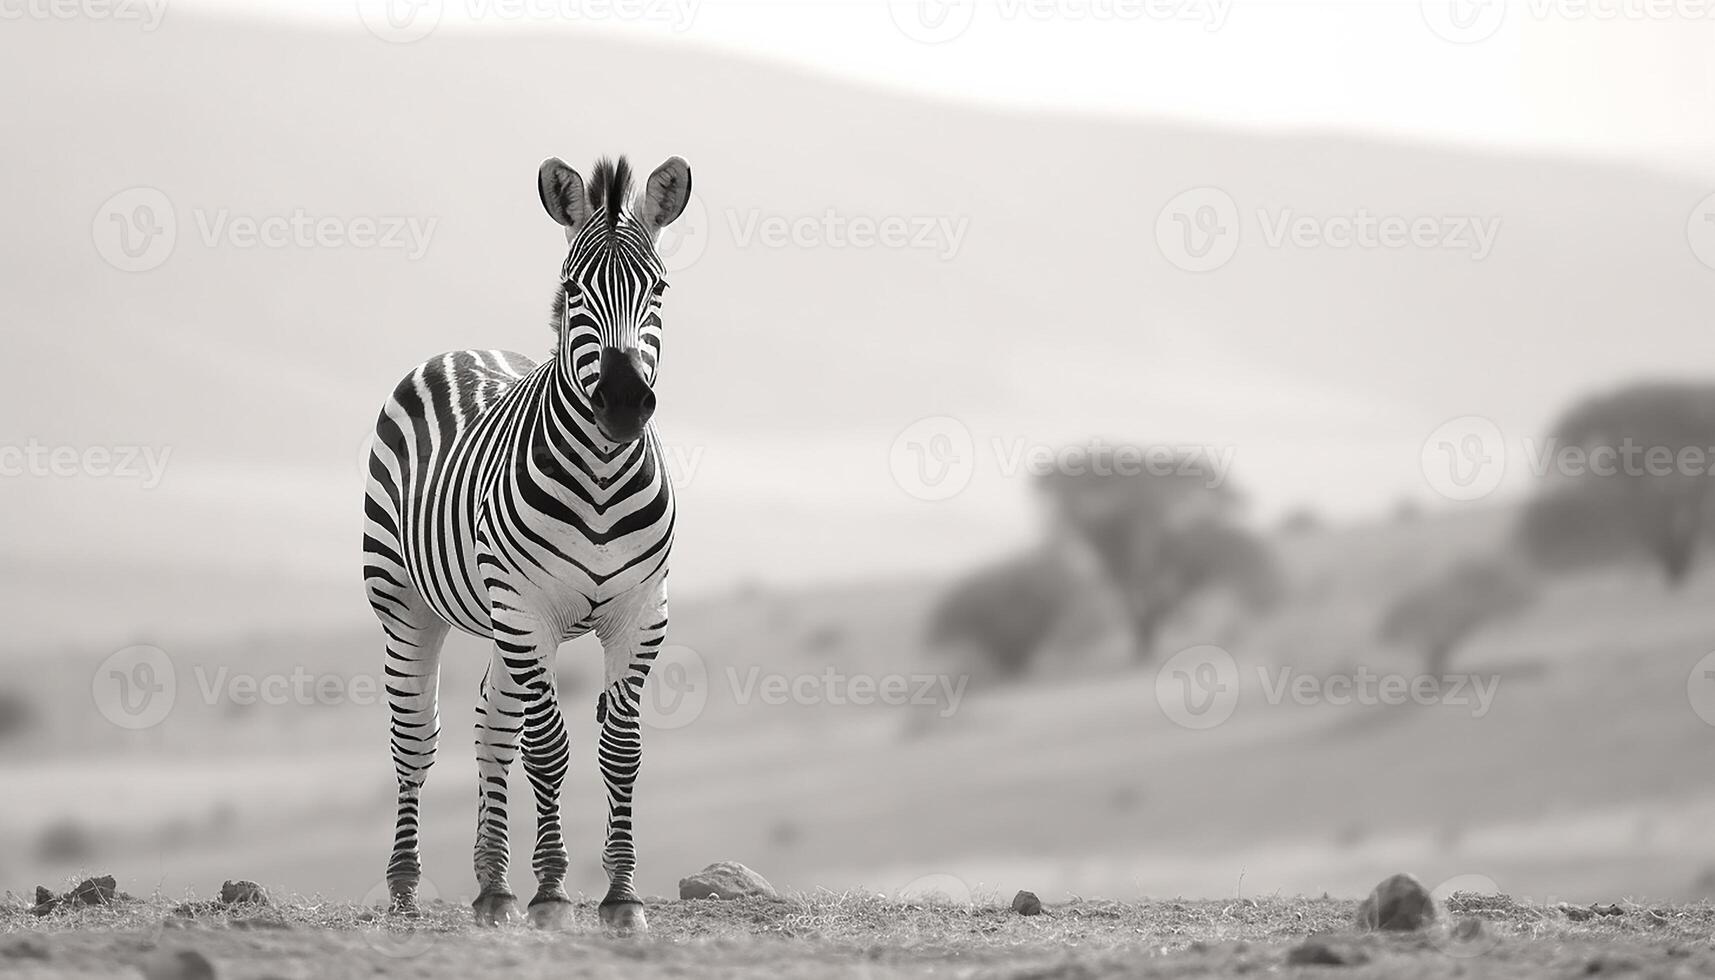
366;348;674;641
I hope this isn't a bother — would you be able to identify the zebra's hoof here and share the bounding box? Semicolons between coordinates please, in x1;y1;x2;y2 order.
598;899;648;933
472;889;520;927
527;892;573;929
387;885;420;917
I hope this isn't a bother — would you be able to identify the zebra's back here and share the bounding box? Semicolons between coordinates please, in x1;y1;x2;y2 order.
364;349;541;638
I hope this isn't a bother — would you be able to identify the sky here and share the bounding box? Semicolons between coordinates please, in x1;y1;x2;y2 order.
192;0;1715;170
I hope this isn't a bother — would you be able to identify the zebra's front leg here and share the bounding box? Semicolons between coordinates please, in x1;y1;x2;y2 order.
595;590;668;933
471;637;533;926
520;657;574;927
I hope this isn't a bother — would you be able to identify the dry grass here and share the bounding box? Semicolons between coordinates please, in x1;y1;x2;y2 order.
5;890;1715;979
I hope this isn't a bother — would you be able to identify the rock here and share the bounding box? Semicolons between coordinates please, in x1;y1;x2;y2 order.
68;875;119;906
678;862;777;901
1011;890;1042;916
1560;903;1594;921
31;876;127;916
1286;936;1368;966
1450;917;1486;943
139;949;217;980
1355;873;1437;931
219;881;269;906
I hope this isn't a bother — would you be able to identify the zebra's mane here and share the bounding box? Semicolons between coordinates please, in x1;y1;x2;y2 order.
587;156;633;233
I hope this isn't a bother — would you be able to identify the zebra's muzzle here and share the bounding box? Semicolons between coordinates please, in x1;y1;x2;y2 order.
590;347;656;443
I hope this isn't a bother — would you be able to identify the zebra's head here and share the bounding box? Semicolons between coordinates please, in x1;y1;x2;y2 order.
538;154;693;444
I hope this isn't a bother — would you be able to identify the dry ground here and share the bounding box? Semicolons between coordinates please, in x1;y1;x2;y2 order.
5;892;1715;979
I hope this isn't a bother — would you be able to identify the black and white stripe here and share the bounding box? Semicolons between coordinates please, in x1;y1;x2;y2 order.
361;155;690;931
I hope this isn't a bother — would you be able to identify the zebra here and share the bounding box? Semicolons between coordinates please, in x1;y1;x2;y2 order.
360;154;693;931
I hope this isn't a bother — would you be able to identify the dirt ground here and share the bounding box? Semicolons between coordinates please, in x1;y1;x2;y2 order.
5;892;1714;979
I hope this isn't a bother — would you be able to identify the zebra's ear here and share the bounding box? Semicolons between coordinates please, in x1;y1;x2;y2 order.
538;158;590;233
637;156;692;236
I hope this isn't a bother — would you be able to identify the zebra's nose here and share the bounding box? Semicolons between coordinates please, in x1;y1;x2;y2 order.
590;347;656;440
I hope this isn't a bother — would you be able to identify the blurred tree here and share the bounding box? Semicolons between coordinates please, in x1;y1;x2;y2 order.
1518;382;1715;586
1036;447;1280;661
924;544;1080;681
1379;556;1537;674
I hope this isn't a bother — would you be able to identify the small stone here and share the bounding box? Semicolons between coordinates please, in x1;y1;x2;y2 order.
1011;890;1042;916
1451;917;1485;942
1560;903;1594;921
218;881;269;906
678;862;778;900
67;876;118;907
1286;936;1368;966
139;949;217;980
1355;873;1437;931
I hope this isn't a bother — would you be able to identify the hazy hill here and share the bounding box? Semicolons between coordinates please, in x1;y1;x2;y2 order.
3;14;1711;647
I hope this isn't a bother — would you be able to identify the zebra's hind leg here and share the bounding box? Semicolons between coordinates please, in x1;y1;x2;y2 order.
372;589;450;914
520;659;573;927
